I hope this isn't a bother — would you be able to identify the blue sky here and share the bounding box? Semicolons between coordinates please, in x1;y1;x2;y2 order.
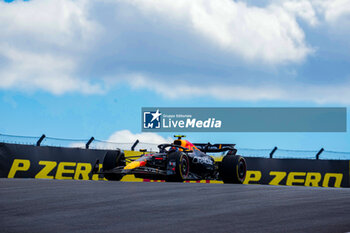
1;0;350;153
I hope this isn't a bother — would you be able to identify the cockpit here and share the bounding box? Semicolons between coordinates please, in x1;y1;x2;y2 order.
173;135;199;151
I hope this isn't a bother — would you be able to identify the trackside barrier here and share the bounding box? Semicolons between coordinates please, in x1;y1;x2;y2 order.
244;157;349;188
0;143;349;188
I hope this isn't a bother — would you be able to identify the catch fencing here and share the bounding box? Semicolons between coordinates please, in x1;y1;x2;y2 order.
1;133;350;160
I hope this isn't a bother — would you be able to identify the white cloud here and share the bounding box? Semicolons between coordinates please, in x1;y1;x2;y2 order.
281;0;319;26
106;130;171;151
128;74;350;104
107;130;170;144
129;0;312;64
68;130;171;151
70;142;86;149
0;46;103;94
313;0;350;23
0;0;102;94
0;0;97;48
0;0;350;104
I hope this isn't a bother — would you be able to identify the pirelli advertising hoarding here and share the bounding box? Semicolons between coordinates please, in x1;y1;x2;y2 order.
245;157;349;188
0;143;349;188
0;143;108;181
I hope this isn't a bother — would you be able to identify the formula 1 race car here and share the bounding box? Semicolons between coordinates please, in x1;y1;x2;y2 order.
93;135;247;184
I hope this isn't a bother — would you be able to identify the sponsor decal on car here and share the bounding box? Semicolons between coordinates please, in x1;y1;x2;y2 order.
192;157;214;165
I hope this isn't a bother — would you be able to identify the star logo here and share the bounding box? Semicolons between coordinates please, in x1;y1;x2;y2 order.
143;109;162;129
150;109;162;122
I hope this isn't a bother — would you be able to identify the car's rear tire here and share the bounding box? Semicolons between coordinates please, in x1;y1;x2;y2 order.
166;151;190;182
102;150;125;181
220;155;246;184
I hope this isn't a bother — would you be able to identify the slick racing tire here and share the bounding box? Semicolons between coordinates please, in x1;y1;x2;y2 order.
102;150;126;181
166;151;190;182
220;155;247;184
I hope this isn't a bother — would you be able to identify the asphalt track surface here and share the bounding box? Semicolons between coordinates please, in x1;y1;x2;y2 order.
1;179;350;233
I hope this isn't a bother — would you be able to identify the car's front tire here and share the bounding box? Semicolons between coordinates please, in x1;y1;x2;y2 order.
165;151;190;182
220;155;246;184
102;150;125;181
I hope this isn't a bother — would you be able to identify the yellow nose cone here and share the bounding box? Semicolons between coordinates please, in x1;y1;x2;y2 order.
124;161;146;170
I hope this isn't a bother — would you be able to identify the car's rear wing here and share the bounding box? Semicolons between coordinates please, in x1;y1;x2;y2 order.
193;143;237;154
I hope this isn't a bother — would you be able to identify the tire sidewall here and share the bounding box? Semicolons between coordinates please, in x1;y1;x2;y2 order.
166;151;190;182
178;153;190;180
221;155;247;184
102;150;125;181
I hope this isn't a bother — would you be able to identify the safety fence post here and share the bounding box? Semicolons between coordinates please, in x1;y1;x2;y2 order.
131;139;139;151
270;147;278;158
315;148;324;160
86;137;94;149
36;134;46;146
